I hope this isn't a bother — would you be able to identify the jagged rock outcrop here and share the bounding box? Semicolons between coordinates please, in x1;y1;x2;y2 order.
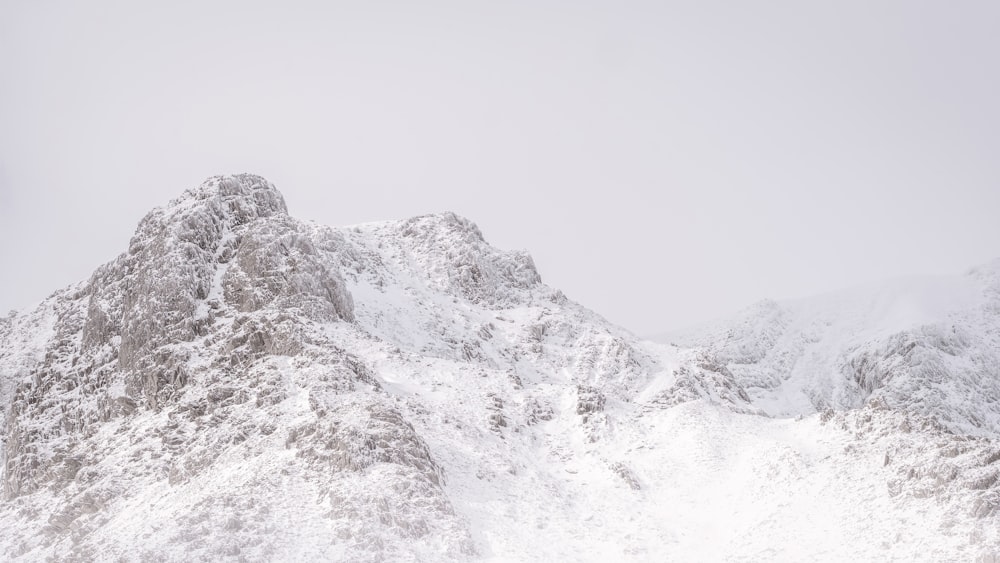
0;176;470;560
392;212;541;308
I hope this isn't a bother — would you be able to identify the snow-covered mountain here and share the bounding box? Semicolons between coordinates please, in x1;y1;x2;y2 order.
666;266;1000;433
1;174;998;561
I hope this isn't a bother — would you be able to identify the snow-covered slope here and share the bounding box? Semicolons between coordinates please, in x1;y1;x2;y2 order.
1;175;998;561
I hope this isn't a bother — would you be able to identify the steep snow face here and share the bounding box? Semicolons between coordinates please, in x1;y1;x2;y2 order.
668;270;1000;435
1;175;999;561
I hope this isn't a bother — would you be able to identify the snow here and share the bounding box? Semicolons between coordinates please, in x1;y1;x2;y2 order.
666;270;1000;434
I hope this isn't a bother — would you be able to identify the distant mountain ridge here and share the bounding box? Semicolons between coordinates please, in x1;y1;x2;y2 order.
1;174;998;561
664;263;1000;436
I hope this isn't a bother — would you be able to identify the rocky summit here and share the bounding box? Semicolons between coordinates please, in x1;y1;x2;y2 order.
2;174;999;561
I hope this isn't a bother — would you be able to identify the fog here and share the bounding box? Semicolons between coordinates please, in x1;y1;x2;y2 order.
2;0;999;335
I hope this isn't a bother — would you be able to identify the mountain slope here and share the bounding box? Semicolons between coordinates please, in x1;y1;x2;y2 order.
666;265;1000;435
1;174;998;561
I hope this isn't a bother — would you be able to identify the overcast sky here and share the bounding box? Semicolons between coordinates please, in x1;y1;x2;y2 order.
2;1;999;336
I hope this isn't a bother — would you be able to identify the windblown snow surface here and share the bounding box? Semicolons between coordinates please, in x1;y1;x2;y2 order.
1;174;999;561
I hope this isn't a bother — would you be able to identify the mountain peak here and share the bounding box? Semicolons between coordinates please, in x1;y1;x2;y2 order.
172;173;287;222
126;174;286;255
401;211;486;242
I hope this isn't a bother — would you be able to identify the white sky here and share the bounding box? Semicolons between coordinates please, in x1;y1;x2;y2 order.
1;0;999;336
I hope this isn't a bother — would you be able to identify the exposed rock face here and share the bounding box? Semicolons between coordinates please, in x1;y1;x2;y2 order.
76;174;342;411
0;175;465;560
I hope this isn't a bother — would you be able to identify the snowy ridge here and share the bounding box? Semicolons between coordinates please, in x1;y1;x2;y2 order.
668;271;1000;433
1;175;999;561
